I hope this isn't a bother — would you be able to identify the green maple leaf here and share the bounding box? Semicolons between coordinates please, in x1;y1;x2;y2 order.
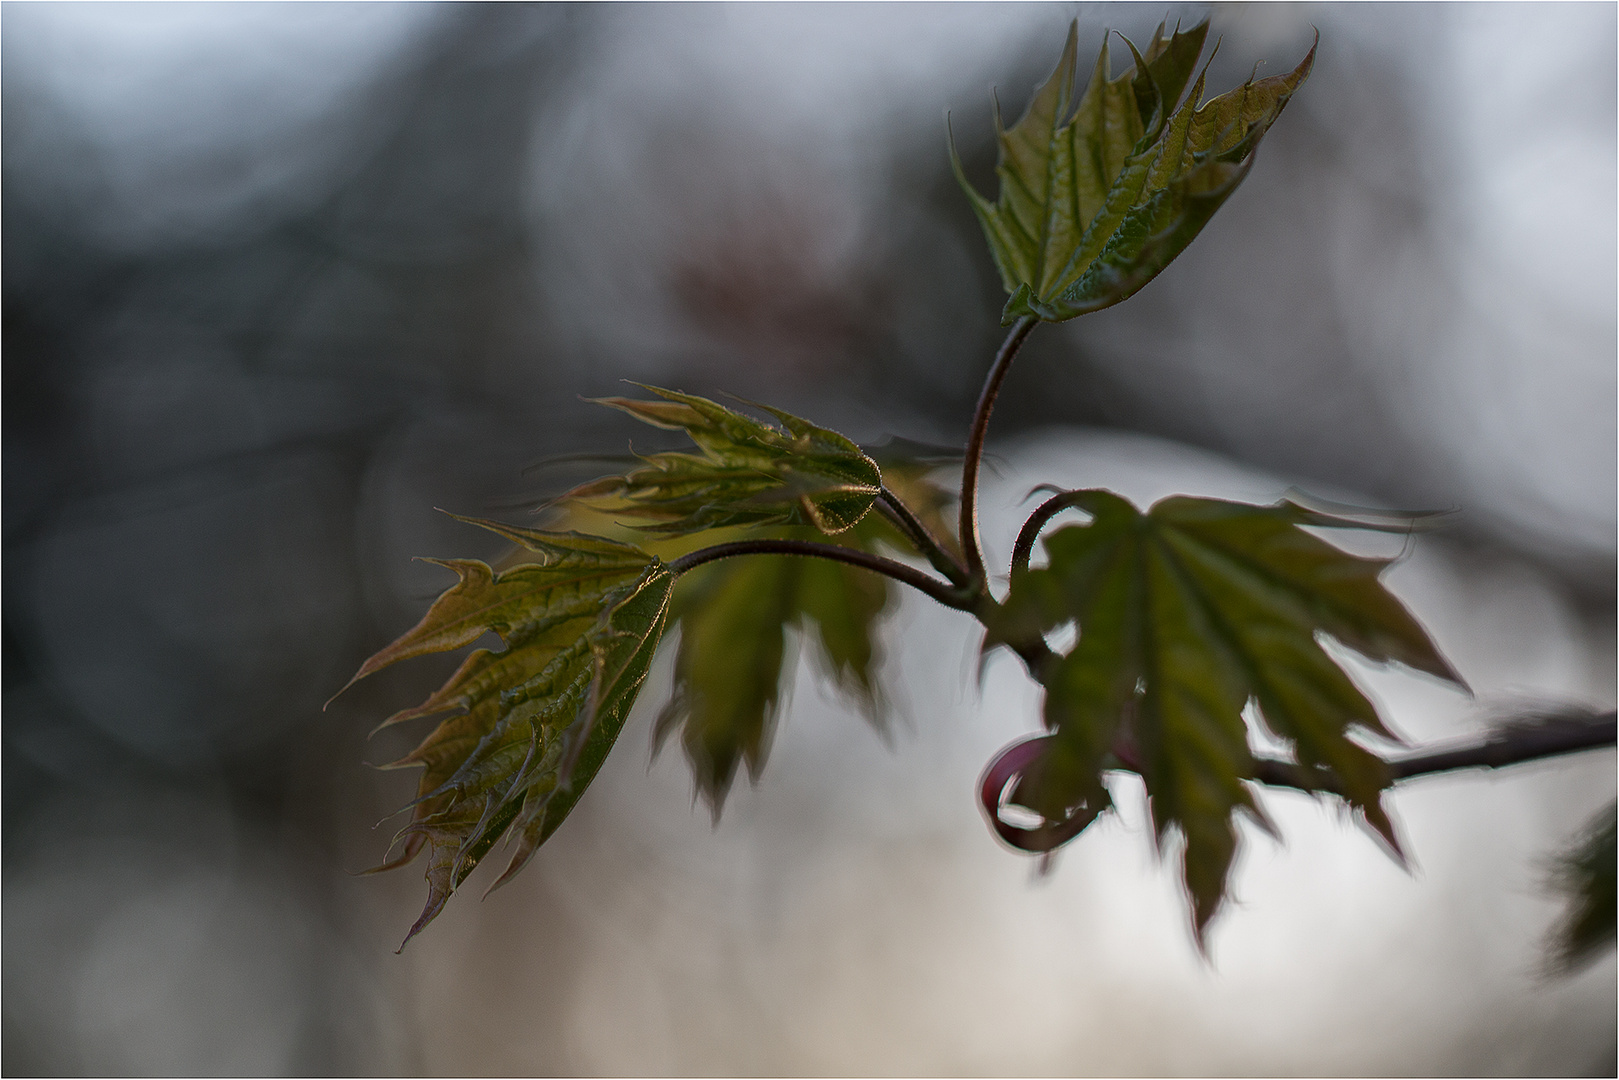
657;524;891;817
566;386;882;536
545;440;958;819
333;519;674;947
652;448;962;816
951;18;1315;324
992;491;1463;942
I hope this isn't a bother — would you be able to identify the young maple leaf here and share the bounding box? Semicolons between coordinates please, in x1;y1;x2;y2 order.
331;521;674;948
951;18;1315;324
565;386;882;536
524;423;961;829
656;525;891;818
335;397;943;945
990;492;1464;944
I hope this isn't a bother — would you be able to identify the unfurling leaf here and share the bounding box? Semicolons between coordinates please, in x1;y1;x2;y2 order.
335;519;674;948
567;386;882;536
657;525;890;817
1548;800;1617;972
991;492;1462;943
951;18;1314;324
980;733;1108;855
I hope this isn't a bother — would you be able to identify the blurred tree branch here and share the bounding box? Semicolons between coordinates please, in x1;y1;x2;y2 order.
1253;711;1617;794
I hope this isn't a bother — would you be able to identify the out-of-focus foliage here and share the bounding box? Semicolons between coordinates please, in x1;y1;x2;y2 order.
646;445;962;816
7;5;1614;1071
630;447;960;820
1549;800;1617;972
565;387;882;535
657;527;889;816
334;522;674;946
989;493;1462;940
952;19;1314;324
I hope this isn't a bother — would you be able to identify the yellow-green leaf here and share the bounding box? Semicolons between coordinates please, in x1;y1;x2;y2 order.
951;19;1315;324
995;492;1462;943
336;519;674;947
568;386;882;537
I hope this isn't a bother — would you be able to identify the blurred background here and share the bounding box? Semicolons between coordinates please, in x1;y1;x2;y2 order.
3;3;1613;1073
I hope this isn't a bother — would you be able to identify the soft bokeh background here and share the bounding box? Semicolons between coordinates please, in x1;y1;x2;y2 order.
4;3;1614;1074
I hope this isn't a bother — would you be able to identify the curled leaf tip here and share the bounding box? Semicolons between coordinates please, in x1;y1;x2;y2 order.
979;735;1105;854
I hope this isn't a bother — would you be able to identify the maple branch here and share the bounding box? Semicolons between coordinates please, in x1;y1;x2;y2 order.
960;316;1038;589
877;486;970;586
667;538;977;611
1252;711;1618;794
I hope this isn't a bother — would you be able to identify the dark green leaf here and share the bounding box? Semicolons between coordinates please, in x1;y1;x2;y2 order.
567;386;882;537
551;446;954;819
657;523;892;817
994;492;1462;943
951;19;1315;324
334;519;674;947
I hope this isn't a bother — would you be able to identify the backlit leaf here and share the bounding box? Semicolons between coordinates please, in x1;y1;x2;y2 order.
550;444;957;818
951;19;1314;324
335;519;674;947
567;386;882;536
657;524;890;816
992;491;1462;942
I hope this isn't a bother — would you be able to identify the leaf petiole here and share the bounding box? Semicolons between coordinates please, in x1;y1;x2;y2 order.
1011;489;1096;577
875;486;971;586
665;538;980;612
960;316;1038;588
